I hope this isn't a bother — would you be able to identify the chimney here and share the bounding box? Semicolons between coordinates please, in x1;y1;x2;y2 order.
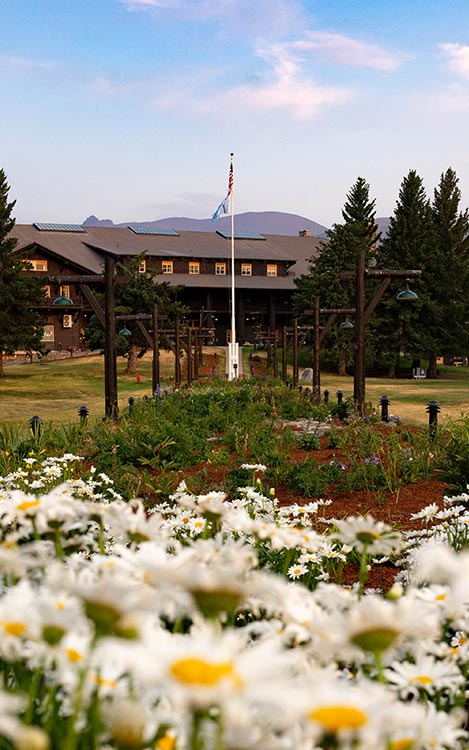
299;229;311;237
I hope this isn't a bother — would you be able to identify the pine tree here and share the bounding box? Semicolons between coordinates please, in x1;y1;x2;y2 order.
294;177;379;373
0;169;45;375
428;167;469;375
376;170;435;374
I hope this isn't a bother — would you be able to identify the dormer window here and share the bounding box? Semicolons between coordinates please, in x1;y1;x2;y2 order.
23;259;48;271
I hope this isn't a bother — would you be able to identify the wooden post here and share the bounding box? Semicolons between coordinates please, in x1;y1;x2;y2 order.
293;318;299;386
282;325;287;382
187;327;192;385
354;249;366;417
312;296;320;403
194;330;199;379
273;330;278;378
104;256;118;420
175;316;181;386
152;303;160;395
266;329;272;372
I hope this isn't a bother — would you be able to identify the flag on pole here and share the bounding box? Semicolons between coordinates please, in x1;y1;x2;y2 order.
211;160;234;222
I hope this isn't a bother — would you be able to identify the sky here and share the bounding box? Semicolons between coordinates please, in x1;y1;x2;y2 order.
3;0;469;228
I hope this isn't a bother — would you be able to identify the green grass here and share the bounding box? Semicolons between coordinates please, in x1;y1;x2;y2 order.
1;349;468;427
0;352;184;426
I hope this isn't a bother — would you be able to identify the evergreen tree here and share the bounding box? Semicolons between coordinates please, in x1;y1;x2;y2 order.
0;169;45;375
427;167;469;375
376;170;435;374
87;254;186;375
294;177;379;373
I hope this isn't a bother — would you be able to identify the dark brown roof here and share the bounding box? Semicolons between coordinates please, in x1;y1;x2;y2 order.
11;224;322;288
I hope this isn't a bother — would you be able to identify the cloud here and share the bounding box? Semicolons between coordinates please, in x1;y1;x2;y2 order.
219;46;353;119
119;0;306;36
0;56;55;71
439;43;469;79
149;43;353;120
287;31;412;71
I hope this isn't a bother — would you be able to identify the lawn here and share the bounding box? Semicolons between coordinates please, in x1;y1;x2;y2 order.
1;347;469;426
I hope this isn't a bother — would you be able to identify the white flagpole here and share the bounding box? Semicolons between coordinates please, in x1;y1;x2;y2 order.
229;152;237;379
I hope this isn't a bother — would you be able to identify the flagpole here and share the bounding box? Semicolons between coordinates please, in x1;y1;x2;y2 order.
230;152;237;378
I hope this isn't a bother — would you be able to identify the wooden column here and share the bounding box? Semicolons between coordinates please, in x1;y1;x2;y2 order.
104;256;118;420
293;319;299;386
282;325;287;382
312;296;320;403
354;250;366;416
175;316;181;386
187;327;192;385
152;303;160;395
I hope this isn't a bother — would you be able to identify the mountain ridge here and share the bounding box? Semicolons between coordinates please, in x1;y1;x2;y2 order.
82;211;391;238
82;211;328;237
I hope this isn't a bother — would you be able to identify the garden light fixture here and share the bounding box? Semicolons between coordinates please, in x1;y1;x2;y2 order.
396;283;418;301
53;293;74;305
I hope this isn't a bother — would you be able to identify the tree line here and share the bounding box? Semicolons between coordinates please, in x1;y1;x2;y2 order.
1;165;469;378
293;168;469;378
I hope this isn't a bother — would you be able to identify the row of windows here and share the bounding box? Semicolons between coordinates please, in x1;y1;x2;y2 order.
26;258;279;278
163;261;278;277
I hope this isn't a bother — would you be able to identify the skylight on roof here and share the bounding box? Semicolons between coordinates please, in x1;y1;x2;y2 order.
33;223;86;233
128;226;179;236
216;231;266;240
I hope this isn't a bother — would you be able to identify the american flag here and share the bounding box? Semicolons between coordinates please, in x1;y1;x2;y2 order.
211;158;234;222
227;161;233;197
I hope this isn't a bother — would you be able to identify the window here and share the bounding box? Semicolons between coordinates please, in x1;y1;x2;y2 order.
138;259;147;273
43;285;51;298
215;262;226;275
189;262;200;275
23;259;48;272
162;261;173;274
241;263;252;276
266;264;278;277
41;324;55;342
60;286;70;298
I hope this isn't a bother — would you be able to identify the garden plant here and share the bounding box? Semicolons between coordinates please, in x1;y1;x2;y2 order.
0;382;468;748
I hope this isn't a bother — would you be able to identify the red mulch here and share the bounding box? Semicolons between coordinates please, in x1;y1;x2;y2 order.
152;367;450;589
174;427;450;591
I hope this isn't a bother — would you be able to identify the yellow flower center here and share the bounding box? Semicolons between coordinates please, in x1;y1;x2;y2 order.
1;621;26;637
410;675;433;685
16;499;40;511
308;704;368;733
66;648;84;663
170;657;242;689
96;676;118;689
390;738;414;750
157;734;176;750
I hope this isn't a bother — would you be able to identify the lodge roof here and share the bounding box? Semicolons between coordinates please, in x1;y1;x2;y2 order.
11;224;323;286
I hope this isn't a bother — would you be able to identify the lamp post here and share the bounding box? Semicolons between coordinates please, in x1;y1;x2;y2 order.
354;249;366;418
104;256;118;421
342;257;421;417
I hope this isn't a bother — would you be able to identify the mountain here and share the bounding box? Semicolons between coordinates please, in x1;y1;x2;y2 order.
83;211;328;237
83;211;392;239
